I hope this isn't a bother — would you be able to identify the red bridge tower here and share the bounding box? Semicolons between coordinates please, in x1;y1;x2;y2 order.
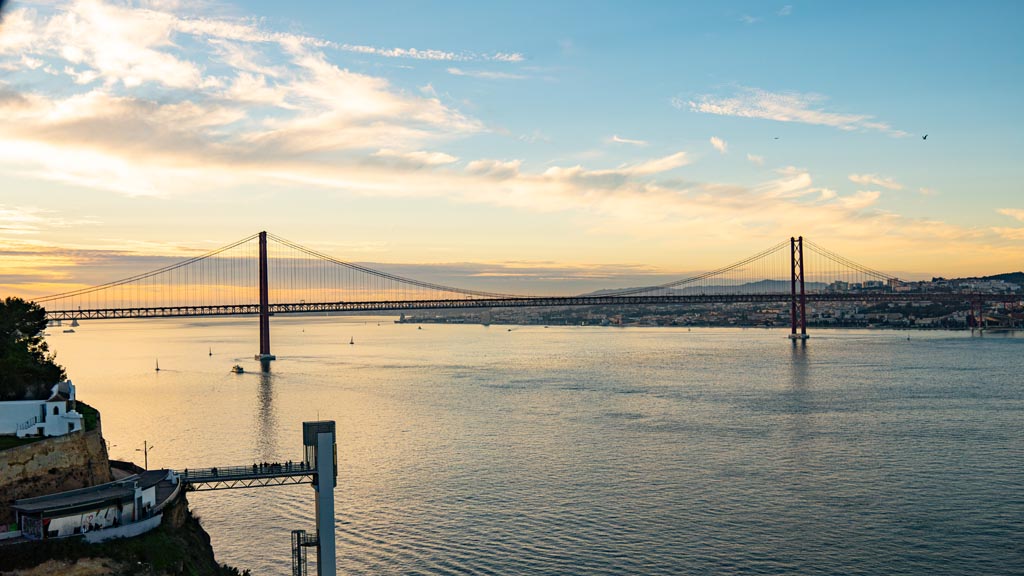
256;230;276;362
790;236;809;340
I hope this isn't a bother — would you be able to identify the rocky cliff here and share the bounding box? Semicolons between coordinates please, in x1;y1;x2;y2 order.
1;411;246;576
0;429;112;525
0;493;248;576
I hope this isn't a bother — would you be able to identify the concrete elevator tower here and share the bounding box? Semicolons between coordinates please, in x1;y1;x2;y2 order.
294;421;337;576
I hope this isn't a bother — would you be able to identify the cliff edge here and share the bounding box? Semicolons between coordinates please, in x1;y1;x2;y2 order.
0;493;248;576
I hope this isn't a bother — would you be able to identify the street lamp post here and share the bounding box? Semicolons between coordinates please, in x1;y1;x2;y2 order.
136;441;155;470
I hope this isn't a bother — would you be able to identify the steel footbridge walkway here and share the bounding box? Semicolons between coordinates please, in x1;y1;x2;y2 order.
179;462;316;491
176;421;338;576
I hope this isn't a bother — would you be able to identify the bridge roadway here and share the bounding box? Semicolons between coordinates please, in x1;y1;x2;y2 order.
44;292;1022;320
180;462;315;491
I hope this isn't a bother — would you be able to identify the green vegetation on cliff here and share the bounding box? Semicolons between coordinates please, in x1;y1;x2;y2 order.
0;297;66;401
77;401;100;432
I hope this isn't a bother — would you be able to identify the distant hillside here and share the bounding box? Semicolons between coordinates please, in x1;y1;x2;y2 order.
586;274;1023;296
979;272;1024;284
585;280;828;296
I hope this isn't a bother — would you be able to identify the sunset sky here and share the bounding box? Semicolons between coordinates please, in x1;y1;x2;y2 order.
1;0;1022;297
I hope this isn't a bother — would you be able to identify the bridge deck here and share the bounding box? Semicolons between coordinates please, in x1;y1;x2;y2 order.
44;292;1022;320
180;462;315;491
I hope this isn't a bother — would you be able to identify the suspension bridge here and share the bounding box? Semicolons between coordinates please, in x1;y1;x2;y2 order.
33;232;1018;357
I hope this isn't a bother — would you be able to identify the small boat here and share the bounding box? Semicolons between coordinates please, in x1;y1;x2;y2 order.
231;364;244;374
349;337;354;345
208;347;213;356
155;359;160;372
63;329;75;333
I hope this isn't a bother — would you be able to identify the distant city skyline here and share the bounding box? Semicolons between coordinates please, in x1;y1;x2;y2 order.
1;0;1022;297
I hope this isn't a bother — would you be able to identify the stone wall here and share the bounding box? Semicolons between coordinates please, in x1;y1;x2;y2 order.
0;428;112;525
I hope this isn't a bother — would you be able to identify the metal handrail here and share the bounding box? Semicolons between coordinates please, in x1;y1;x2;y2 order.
180;461;312;482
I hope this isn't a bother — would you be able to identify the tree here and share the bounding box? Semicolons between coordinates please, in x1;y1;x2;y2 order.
0;297;66;400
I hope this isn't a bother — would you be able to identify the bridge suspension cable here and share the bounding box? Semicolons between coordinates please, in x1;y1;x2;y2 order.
601;240;792;296
803;239;893;282
34;234;260;304
266;233;522;300
31;231;918;321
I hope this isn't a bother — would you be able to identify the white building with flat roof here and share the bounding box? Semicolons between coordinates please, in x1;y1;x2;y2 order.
13;469;180;541
0;381;84;438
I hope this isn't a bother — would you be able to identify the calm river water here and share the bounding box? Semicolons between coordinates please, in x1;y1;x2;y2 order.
46;317;1023;575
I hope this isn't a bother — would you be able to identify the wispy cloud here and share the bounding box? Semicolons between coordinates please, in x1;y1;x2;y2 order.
608;135;648;146
589;151;691;176
0;205;53;235
753;166;814;198
710;136;728;154
343;44;523;62
837;190;881;210
466;159;522;179
518;130;550;144
447;67;526;80
0;204;98;238
992;228;1024;241
0;0;1017;282
739;14;760;25
919;187;938;196
993;206;1024;240
778;5;793;16
747;153;765;166
998;208;1024;222
373;148;458;167
678;87;908;137
0;237;225;296
848;173;904;190
0;1;485;195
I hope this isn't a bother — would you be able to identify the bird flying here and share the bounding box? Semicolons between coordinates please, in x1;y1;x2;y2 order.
922;134;928;140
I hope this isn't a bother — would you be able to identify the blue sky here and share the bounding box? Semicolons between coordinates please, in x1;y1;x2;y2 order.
0;0;1021;296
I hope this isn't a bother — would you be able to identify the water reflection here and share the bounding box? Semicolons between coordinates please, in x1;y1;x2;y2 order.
255;368;278;458
789;341;809;389
44;320;1024;575
783;340;812;450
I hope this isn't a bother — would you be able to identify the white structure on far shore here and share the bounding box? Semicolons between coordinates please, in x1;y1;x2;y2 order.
0;381;85;438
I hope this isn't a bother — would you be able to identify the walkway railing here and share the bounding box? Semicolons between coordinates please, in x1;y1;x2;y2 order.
179;461;315;491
